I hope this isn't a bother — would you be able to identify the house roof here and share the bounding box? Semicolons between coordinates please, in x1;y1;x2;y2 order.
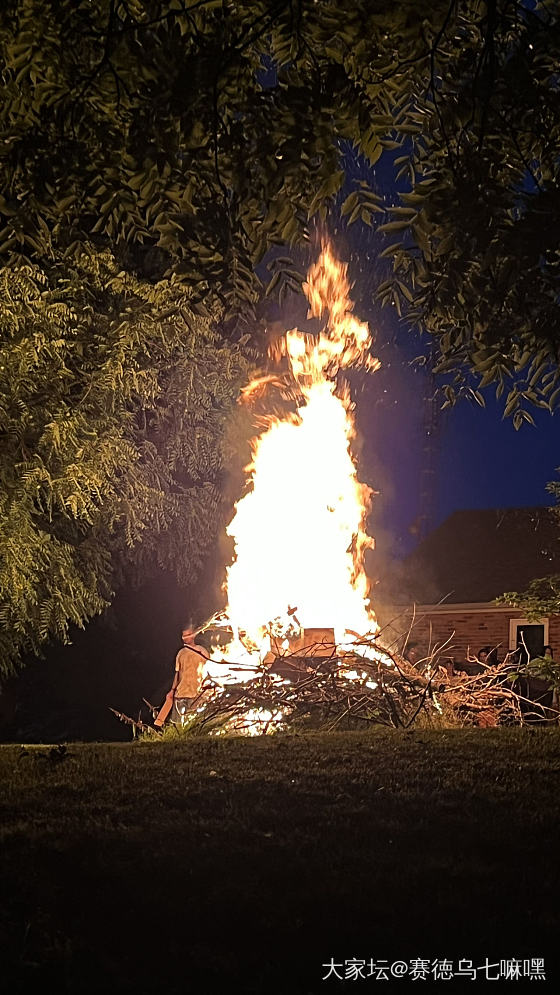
378;507;560;605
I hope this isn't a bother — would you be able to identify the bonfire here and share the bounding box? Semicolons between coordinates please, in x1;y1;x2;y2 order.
112;243;555;736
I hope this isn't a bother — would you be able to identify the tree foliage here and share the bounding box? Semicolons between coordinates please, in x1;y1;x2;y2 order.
0;0;446;319
2;1;557;391
376;0;560;423
498;574;560;620
0;252;249;673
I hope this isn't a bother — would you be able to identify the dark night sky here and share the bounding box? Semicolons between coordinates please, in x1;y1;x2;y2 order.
356;311;558;562
433;395;555;524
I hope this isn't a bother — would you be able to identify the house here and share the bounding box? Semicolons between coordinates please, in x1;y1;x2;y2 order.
374;507;560;665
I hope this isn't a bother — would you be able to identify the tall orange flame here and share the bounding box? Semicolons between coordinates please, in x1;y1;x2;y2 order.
208;242;380;682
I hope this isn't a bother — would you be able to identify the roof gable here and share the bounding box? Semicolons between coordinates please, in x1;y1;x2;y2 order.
380;507;560;605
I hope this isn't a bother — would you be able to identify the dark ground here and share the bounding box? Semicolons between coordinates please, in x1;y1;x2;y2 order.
1;728;559;994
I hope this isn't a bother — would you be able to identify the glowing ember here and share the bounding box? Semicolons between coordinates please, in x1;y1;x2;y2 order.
207;242;381;686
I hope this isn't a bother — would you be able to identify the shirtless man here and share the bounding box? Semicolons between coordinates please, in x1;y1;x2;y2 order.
156;624;209;727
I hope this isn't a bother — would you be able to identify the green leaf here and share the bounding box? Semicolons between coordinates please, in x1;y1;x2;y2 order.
378;220;412;233
341;192;359;217
379;242;404;258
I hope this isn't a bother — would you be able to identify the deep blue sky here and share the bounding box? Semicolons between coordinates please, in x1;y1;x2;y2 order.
354;307;558;561
434;395;556;523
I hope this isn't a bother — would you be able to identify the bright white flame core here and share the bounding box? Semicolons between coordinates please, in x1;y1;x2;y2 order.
208;242;380;682
226;380;372;643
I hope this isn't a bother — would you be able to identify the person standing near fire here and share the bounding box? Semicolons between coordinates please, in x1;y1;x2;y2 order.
155;624;209;727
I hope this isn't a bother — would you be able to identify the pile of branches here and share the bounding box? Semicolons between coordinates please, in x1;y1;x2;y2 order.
111;637;559;738
155;640;540;736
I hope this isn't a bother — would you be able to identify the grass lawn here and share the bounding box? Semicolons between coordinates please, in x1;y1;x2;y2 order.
1;727;559;993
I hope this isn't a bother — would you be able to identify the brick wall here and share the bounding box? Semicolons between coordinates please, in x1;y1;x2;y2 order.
376;605;560;664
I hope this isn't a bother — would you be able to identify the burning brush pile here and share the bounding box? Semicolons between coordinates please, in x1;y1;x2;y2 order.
114;630;528;739
179;624;531;736
112;243;535;737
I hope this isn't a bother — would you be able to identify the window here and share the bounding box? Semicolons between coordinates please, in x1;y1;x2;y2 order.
509;618;549;665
